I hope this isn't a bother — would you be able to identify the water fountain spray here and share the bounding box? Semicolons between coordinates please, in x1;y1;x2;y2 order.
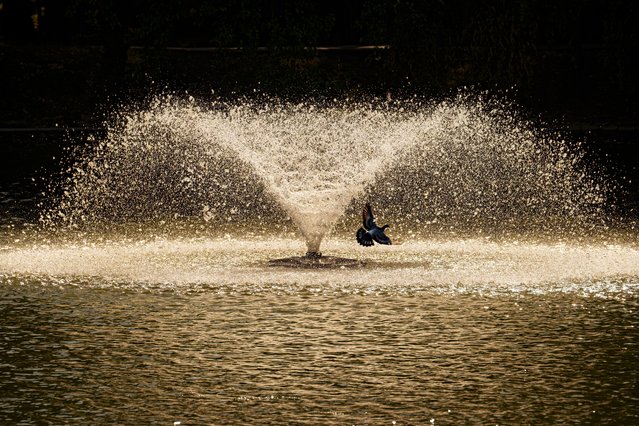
39;94;612;265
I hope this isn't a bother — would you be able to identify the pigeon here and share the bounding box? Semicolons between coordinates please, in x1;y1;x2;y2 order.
356;203;392;246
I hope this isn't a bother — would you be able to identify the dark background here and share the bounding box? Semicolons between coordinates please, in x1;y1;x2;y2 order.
1;0;638;225
1;0;638;128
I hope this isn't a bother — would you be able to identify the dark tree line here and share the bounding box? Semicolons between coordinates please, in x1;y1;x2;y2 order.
1;0;638;121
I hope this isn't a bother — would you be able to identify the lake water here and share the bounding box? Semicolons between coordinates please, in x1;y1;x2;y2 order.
1;238;638;424
1;130;638;424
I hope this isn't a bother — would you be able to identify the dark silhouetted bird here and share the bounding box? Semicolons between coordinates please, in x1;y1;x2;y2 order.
356;203;392;246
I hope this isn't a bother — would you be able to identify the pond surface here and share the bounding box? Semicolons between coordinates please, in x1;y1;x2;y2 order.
1;238;638;425
1;130;638;424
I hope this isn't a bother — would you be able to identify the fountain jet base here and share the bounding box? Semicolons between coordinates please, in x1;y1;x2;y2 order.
268;252;365;269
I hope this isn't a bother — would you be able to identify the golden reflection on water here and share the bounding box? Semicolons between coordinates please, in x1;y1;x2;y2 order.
0;237;638;424
0;281;637;424
0;238;638;296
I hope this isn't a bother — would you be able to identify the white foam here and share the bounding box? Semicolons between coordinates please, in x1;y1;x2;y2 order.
1;238;637;297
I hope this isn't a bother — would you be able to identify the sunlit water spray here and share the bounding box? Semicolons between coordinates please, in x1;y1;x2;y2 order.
1;94;637;292
2;96;638;426
41;95;613;244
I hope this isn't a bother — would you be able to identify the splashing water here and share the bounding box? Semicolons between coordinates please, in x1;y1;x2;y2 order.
39;94;613;254
2;94;638;426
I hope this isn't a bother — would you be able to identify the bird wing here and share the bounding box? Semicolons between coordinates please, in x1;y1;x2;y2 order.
356;227;374;246
372;229;392;245
362;203;377;230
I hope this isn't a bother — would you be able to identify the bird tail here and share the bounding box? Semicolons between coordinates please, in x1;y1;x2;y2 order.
356;227;374;246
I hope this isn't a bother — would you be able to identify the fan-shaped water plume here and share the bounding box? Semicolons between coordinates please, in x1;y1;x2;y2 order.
39;94;613;254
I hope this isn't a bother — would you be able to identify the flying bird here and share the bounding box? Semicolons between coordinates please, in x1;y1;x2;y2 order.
356;203;392;246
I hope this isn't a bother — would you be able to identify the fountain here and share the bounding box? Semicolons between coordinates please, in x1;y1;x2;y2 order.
2;94;639;426
36;93;615;267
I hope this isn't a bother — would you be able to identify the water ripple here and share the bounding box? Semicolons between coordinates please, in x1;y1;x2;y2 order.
0;285;637;424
